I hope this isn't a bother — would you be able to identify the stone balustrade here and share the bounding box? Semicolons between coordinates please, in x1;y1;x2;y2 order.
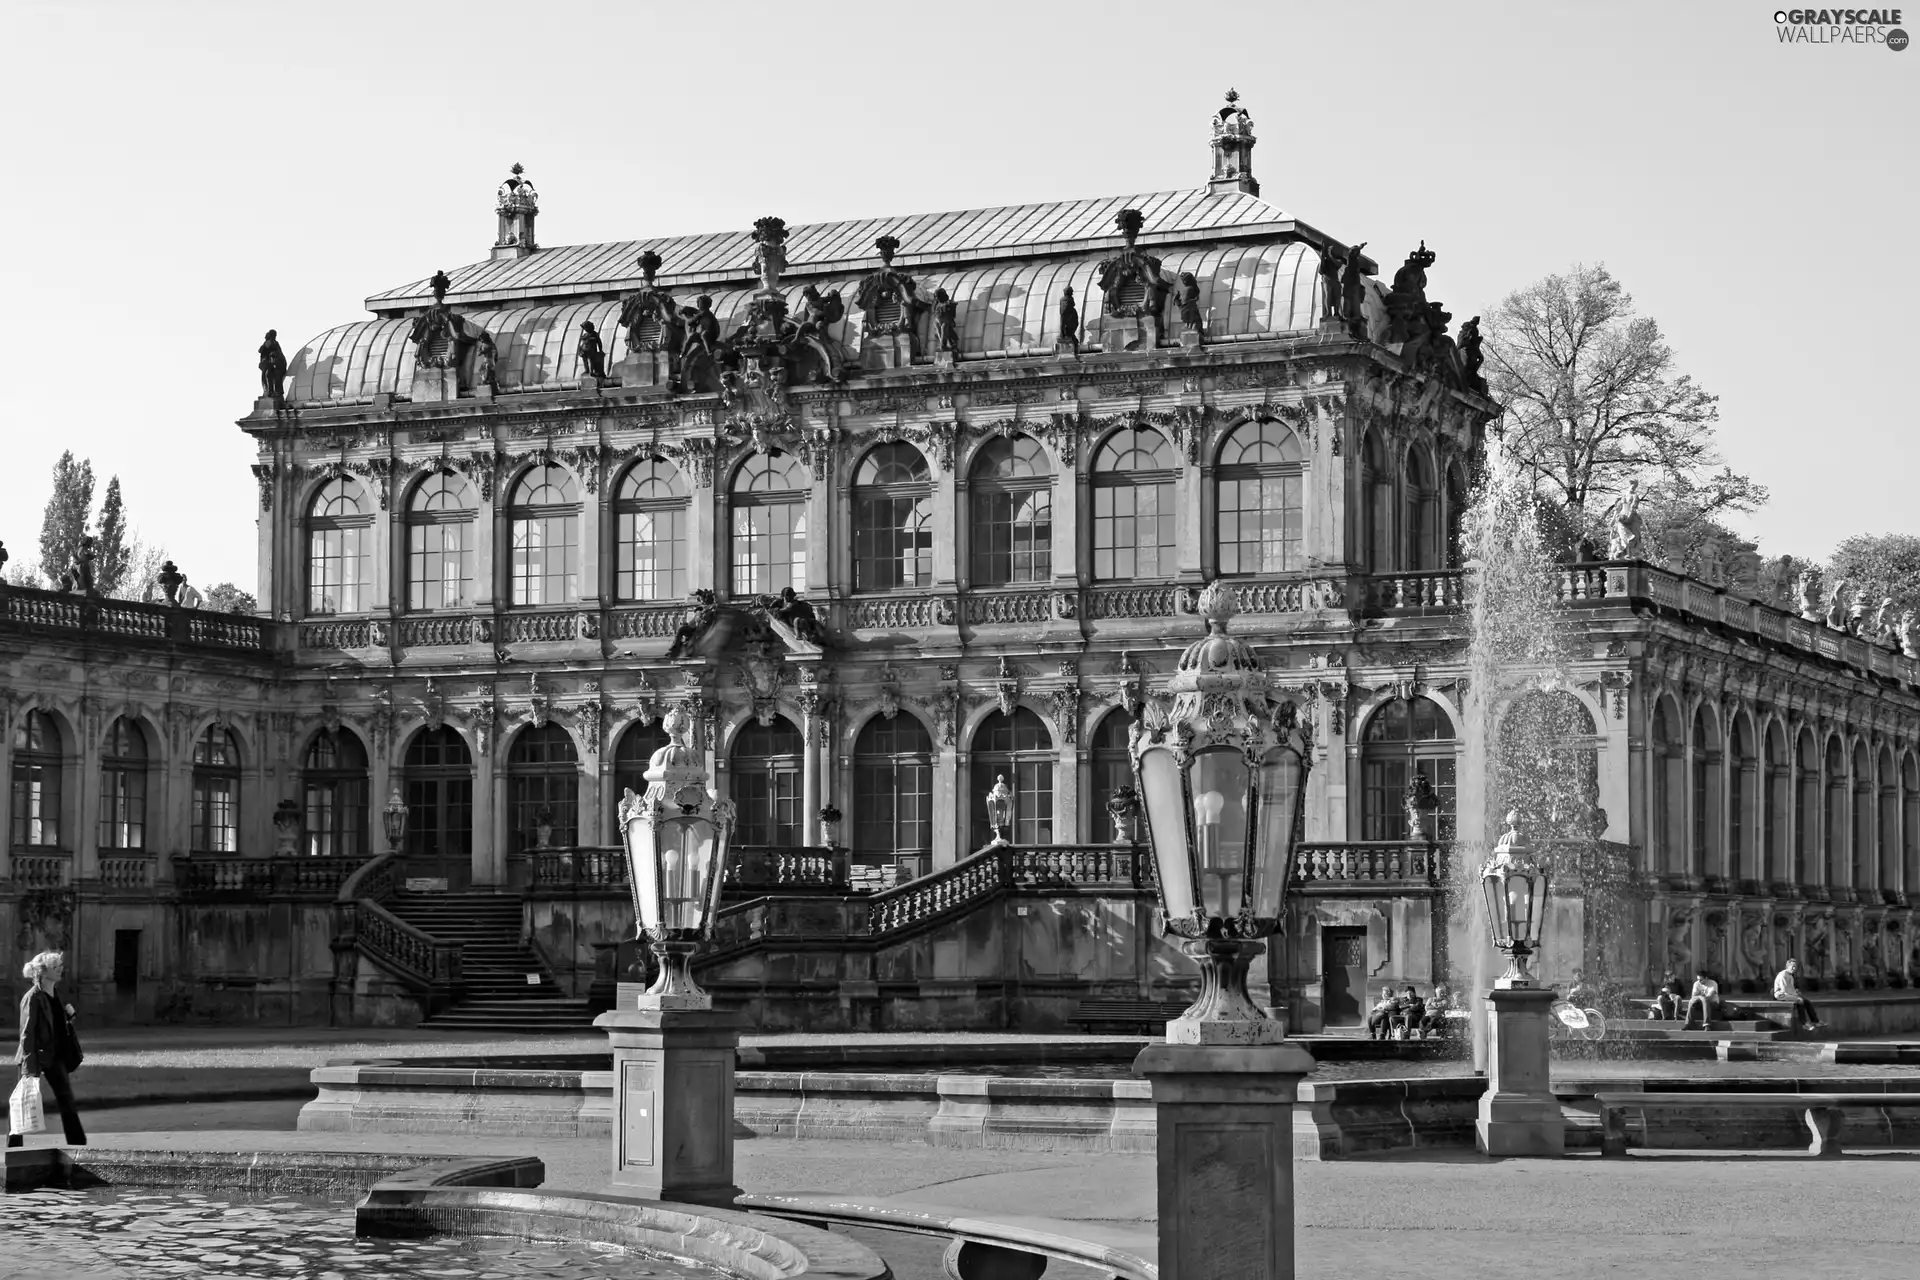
531;845;629;889
0;584;272;653
10;852;73;889
98;855;153;890
1294;841;1448;888
727;845;850;893
175;854;371;899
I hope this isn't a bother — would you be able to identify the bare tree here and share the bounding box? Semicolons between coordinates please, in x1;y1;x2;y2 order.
1484;264;1763;546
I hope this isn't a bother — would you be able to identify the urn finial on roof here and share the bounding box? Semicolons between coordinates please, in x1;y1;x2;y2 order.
1208;90;1259;198
493;162;540;261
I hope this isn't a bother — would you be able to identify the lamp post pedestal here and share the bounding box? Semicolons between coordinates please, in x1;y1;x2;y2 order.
1475;986;1565;1157
1134;1041;1317;1280
595;991;745;1206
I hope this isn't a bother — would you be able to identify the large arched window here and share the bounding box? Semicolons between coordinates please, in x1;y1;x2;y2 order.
406;471;477;611
404;728;474;879
1215;420;1305;576
98;716;149;851
853;714;933;861
731;452;810;597
1652;701;1684;875
1795;729;1819;884
303;729;369;858
507;724;578;852
1729;716;1755;884
1404;446;1439;571
1692;710;1721;879
1878;746;1898;897
1825;737;1846;887
731;716;805;847
1361;697;1457;841
10;710;63;848
971;708;1054;847
1092;428;1176;581
615;456;690;602
1853;741;1873;892
1089;709;1135;842
852;444;933;592
307;476;372;615
612;721;670;820
1445;462;1469;569
1360;430;1392;573
967;436;1052;585
1764;723;1789;885
191;725;242;854
509;463;583;605
1905;755;1920;898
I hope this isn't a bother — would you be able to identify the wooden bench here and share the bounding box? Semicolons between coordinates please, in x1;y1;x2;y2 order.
1068;998;1192;1034
1595;1091;1920;1157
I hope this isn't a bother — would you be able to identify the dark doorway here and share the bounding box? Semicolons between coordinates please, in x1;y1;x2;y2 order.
1320;927;1367;1027
113;930;140;997
404;727;475;889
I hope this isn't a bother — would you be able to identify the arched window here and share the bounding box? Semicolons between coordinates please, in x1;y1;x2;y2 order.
1795;729;1819;884
1361;697;1457;841
853;444;933;591
615;456;690;602
307;477;371;615
971;708;1054;847
730;452;810;597
1904;756;1920;899
97;717;148;851
1692;710;1721;879
1360;431;1392;573
404;728;473;878
1652;701;1684;875
509;463;583;605
1729;717;1754;883
1404;447;1439;571
612;721;670;816
731;717;805;847
1825;738;1846;887
1215;420;1305;575
967;436;1052;585
10;710;63;848
853;714;933;861
1879;746;1898;896
1445;462;1469;569
507;724;578;852
1089;709;1135;843
1765;723;1789;885
406;471;477;611
191;725;242;854
303;729;368;858
1854;742;1873;892
1092;428;1176;581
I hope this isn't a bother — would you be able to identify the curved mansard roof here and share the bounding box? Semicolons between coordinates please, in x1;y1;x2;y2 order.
288;238;1358;406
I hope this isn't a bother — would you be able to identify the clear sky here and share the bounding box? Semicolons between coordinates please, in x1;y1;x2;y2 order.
2;0;1912;589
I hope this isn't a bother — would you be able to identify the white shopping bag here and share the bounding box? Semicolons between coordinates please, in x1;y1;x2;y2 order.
9;1075;46;1136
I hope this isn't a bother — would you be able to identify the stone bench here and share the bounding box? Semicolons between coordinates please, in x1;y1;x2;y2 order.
1068;998;1191;1034
1594;1091;1920;1157
1625;996;1801;1030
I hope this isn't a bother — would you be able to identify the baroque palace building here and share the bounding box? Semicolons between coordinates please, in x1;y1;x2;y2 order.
5;94;1920;1033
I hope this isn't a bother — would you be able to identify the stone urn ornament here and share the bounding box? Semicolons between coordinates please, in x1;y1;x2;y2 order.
1106;784;1140;843
532;803;556;850
271;799;301;857
818;804;842;847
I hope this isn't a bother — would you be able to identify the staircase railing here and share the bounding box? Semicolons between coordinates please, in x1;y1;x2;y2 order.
331;851;463;1011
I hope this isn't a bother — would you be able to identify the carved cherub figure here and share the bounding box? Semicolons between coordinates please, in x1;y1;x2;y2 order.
577;321;607;381
930;288;959;357
1873;595;1898;644
680;295;720;360
1796;570;1823;621
1175;271;1204;339
1826;578;1851;631
258;329;287;404
1057;285;1081;355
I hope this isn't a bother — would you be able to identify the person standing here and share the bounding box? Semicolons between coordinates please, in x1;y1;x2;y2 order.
1773;958;1824;1033
9;950;86;1148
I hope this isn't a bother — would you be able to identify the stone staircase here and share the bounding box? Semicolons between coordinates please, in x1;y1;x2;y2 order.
384;892;599;1033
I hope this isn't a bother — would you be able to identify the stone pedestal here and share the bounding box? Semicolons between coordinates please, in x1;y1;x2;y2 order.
616;350;673;388
1476;986;1565;1157
1133;1041;1317;1280
1102;316;1149;353
1178;324;1204;348
595;995;745;1206
410;367;460;403
861;332;913;370
931;350;956;368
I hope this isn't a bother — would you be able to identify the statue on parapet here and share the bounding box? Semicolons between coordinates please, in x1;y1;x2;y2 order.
854;235;927;355
1825;579;1851;632
1604;480;1645;561
1847;588;1870;638
1339;242;1370;340
58;535;99;596
1796;569;1823;621
1057;285;1081;356
577;321;607;382
1317;242;1344;320
665;588;721;661
1458;315;1486;394
1094;208;1172;343
1383;241;1436;345
408;269;463;369
617;250;684;367
930;288;960;359
1872;596;1898;648
1175;272;1205;342
1899;610;1918;659
258;329;287;405
772;586;822;645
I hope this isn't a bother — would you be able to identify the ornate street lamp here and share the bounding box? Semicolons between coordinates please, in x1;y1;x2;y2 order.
1478;811;1551;987
380;784;409;853
1129;582;1310;1043
616;704;736;1009
983;774;1013;846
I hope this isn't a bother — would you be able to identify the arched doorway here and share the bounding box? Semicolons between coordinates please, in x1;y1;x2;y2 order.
403;727;474;887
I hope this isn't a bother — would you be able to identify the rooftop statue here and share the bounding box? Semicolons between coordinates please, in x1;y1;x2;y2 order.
1825;578;1851;632
1873;596;1899;649
1175;271;1205;341
930;288;959;359
617;250;683;359
665;589;722;662
1458;315;1486;394
59;535;99;596
1796;569;1824;622
577;321;607;381
1384;241;1436;345
1338;242;1370;340
1317;242;1343;321
258;329;287;405
855;235;927;353
1900;610;1918;659
1095;208;1171;329
1057;285;1081;355
408;268;465;369
1604;480;1645;561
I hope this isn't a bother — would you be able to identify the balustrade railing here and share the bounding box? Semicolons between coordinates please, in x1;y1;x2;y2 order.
1087;585;1178;620
398;614;485;647
727;845;850;892
610;605;682;639
1367;572;1464;612
848;595;942;629
98;855;153;890
862;842;1153;935
962;589;1053;626
500;610;596;643
10;852;72;889
300;620;371;649
174;854;370;898
1237;578;1340;614
333;899;463;989
0;584;270;652
1293;841;1449;887
532;845;628;889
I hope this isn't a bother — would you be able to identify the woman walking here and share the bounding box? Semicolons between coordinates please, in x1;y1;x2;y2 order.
8;950;86;1147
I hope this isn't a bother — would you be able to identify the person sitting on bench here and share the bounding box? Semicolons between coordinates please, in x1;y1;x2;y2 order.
1421;983;1459;1037
1683;970;1723;1029
1649;972;1684;1019
1393;985;1429;1039
1366;986;1398;1040
1773;958;1824;1032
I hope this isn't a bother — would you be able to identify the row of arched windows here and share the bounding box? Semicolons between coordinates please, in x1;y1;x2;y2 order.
304;424;1469;616
9;713;241;854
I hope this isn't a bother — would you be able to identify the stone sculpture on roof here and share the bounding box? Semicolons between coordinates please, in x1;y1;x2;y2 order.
930;288;959;362
1095;209;1172;350
258;329;287;406
1338;242;1371;341
1458;316;1486;395
1605;481;1645;561
1384;242;1435;345
855;235;927;368
409;270;463;369
1057;285;1081;356
577;321;607;382
616;250;683;389
1175;272;1205;345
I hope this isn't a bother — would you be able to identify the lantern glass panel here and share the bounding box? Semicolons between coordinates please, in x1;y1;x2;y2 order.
1506;874;1531;937
1190;748;1251;918
1480;874;1504;947
1250;747;1302;918
626;812;662;934
1138;748;1194;919
661;816;716;932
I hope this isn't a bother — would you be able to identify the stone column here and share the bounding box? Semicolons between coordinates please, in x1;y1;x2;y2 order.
596;998;745;1207
1133;1042;1317;1280
1476;986;1565;1157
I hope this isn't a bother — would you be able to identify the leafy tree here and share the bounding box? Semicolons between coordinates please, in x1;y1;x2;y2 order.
1483;264;1764;552
1828;534;1920;619
204;582;258;614
38;452;93;583
94;475;132;596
